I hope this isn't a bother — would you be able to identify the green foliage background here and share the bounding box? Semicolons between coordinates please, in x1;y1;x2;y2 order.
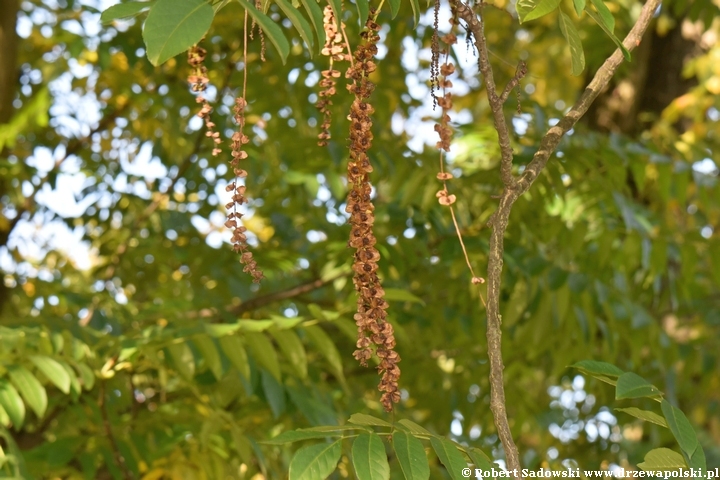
0;0;718;477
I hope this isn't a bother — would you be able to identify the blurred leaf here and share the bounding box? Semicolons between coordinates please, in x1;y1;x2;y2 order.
0;380;25;429
8;366;47;419
29;355;71;394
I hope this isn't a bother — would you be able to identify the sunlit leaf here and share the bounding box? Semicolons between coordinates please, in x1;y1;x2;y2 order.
0;380;25;429
517;0;562;22
348;413;392;427
100;1;156;24
615;407;668;427
142;0;214;66
558;11;585;76
637;448;687;471
7;366;47;419
29;355;71;394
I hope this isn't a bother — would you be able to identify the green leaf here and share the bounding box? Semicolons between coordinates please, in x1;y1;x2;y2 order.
300;0;326;51
467;448;495;471
615;407;668;427
430;437;468;480
101;1;156;24
263;429;341;445
73;362;95;391
269;328;308;379
397;419;431;436
219;335;251;380
236;0;290;64
661;400;698;458
29;355;71;394
0;403;10;426
60;361;82;396
193;335;223;380
573;0;585;16
355;0;369;27
687;444;707;471
236;319;274;332
517;0;561;22
289;440;342;480
571;360;624;377
327;0;343;26
392;431;429;480
352;432;390;480
142;0;214;67
303;325;345;383
584;4;631;61
245;332;282;381
205;323;242;337
637;448;687;471
558;11;585;76
0;380;25;429
348;413;392;427
388;0;400;18
7;366;47;419
383;288;425;305
589;0;614;31
167;341;196;379
304;425;369;432
275;0;315;54
261;370;286;418
408;0;420;25
615;372;662;399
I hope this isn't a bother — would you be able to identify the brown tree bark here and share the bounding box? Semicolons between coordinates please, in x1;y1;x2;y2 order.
0;0;19;316
0;0;19;125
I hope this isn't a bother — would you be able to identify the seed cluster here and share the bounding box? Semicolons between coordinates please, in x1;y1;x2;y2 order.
435;32;458;206
226;97;263;283
316;5;347;146
188;45;221;156
345;13;401;412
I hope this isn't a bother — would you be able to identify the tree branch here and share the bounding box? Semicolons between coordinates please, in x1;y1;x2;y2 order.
99;381;134;480
516;0;661;195
230;272;346;315
499;61;527;104
459;3;517;188
453;0;662;477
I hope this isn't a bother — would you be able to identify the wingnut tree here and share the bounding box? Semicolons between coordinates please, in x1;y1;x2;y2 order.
1;0;719;477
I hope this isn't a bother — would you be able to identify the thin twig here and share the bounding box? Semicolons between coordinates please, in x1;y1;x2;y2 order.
230;271;347;315
452;0;662;477
460;5;517;188
499;61;527;104
99;381;133;480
